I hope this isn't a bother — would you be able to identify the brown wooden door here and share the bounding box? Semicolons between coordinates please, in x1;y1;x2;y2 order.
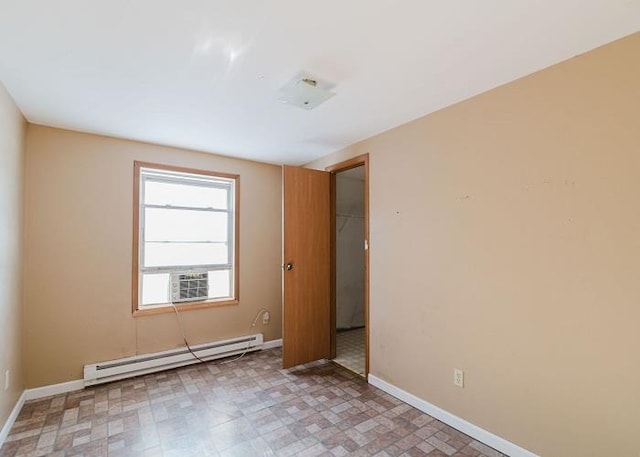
282;166;331;368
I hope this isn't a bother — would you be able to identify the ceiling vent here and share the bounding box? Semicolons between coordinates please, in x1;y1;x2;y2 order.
279;74;335;110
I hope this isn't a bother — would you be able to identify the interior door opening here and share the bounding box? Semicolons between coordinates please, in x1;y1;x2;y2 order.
281;157;368;375
331;163;367;377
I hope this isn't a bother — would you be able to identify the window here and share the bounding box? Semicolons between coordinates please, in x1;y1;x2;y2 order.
133;161;239;314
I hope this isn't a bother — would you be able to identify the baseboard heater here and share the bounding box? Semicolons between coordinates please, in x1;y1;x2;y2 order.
83;333;264;386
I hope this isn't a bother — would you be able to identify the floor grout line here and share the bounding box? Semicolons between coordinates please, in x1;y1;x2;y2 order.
0;347;505;457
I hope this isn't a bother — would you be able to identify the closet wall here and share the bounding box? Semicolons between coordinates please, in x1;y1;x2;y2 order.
335;170;365;329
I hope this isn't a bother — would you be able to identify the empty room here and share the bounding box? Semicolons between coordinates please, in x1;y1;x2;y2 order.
1;2;639;456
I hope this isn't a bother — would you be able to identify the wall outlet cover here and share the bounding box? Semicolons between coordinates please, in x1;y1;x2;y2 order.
454;369;464;388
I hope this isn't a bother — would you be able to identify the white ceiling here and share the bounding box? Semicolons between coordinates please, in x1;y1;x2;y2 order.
1;1;638;165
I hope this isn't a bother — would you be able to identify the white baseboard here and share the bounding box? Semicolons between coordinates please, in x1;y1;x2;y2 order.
16;339;282;403
24;379;84;401
2;339;284;448
1;380;85;447
0;391;26;448
368;374;538;457
263;338;282;349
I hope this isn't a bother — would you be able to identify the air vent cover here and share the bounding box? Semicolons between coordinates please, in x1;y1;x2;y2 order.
170;272;209;303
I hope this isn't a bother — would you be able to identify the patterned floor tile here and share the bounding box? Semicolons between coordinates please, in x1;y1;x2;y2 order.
0;348;504;456
334;328;366;376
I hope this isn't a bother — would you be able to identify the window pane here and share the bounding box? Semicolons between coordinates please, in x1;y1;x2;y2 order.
144;180;228;209
145;208;228;242
141;273;170;305
136;166;237;309
144;242;228;267
208;270;231;299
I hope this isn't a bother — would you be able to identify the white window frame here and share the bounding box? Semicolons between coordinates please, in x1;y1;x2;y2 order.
132;161;239;315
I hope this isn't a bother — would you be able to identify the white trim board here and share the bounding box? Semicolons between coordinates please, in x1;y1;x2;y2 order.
1;379;86;448
24;380;84;401
0;391;26;449
263;338;283;350
1;342;285;448
19;341;282;401
18;342;281;402
368;374;539;457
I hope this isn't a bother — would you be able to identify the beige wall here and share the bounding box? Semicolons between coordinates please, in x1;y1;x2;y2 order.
308;33;640;457
0;82;26;426
24;126;282;388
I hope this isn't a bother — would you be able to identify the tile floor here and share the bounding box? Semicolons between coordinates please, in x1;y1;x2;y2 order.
334;328;366;377
0;348;505;457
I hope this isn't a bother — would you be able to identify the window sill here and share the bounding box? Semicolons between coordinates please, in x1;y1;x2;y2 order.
133;298;239;317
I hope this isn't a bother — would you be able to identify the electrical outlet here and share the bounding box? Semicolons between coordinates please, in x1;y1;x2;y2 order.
262;311;270;325
4;370;9;391
454;369;464;388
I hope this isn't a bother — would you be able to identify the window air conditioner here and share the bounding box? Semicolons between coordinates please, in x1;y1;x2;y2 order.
170;272;209;303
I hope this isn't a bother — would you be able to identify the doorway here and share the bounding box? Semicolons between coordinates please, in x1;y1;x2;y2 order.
281;155;369;375
327;155;369;377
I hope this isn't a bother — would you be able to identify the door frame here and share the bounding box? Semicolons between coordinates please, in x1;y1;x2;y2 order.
325;153;370;377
